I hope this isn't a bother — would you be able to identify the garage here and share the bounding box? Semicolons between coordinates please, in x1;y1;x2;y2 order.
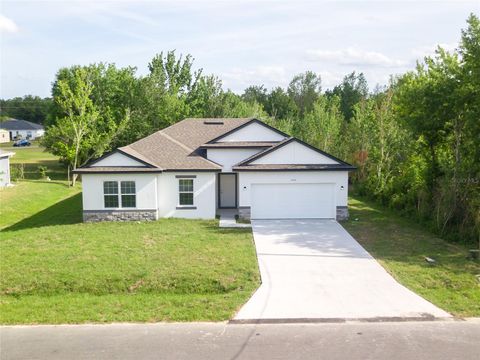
250;183;335;219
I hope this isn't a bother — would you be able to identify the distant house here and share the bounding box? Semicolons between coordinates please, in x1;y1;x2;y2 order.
0;129;9;143
0;119;45;141
0;149;15;187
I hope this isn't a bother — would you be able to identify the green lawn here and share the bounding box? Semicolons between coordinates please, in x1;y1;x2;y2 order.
0;181;259;324
343;197;480;317
0;142;66;180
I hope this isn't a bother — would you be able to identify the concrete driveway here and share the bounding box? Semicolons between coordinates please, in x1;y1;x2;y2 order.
234;219;450;321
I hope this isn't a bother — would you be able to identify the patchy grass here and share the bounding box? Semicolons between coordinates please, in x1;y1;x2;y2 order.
1;143;66;180
343;196;480;317
0;182;259;324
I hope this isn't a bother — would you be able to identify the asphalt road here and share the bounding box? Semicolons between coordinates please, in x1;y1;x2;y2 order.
1;320;480;360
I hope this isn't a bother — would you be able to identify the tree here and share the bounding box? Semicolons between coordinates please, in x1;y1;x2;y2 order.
43;68;129;185
327;72;368;122
300;95;343;154
265;87;298;119
0;95;53;124
242;85;268;107
287;71;321;117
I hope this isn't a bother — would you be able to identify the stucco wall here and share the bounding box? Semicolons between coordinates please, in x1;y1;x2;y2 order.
0;130;9;143
157;172;216;219
9;129;44;140
0;157;11;187
237;171;349;208
207;148;262;172
81;173;158;211
81;172;217;220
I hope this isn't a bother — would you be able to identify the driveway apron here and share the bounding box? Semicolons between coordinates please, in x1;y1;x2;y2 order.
234;219;450;320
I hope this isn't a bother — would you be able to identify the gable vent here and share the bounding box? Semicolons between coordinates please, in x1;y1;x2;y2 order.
204;120;224;125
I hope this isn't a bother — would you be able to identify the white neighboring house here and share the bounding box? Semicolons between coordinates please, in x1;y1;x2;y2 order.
0;119;45;140
0;129;9;143
0;150;15;187
74;118;356;222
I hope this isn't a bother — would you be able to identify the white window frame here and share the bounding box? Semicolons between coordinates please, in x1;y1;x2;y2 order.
103;180;137;209
178;178;194;207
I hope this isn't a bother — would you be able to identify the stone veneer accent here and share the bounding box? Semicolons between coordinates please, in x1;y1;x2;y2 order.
238;206;251;220
83;210;157;222
336;206;349;221
238;206;348;221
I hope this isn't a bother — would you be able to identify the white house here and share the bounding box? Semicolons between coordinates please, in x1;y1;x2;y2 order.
0;119;45;140
74;118;355;222
0;150;15;187
0;129;9;143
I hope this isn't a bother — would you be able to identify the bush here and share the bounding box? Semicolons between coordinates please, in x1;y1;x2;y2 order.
10;163;25;181
37;165;48;179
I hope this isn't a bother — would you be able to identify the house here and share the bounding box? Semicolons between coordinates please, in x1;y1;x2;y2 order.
0;119;45;140
74;118;355;222
0;129;9;143
0;149;15;187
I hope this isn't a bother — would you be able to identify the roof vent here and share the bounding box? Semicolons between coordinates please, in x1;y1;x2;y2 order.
204;120;224;125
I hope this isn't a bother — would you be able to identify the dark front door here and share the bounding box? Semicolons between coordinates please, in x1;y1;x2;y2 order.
219;173;237;208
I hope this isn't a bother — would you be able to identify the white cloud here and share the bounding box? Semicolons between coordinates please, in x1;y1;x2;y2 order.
222;66;288;91
306;47;407;68
411;43;458;58
0;14;19;33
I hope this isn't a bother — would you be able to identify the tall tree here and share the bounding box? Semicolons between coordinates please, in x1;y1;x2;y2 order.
287;71;321;117
265;87;298;119
44;68;129;185
300;95;343;154
327;72;368;122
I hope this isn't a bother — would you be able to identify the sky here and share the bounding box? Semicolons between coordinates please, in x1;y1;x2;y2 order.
0;0;478;99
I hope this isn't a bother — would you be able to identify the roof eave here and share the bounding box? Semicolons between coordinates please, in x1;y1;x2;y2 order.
232;166;357;172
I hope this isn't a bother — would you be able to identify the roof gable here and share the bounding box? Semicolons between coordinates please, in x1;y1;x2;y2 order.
238;138;353;167
208;119;288;143
89;150;153;168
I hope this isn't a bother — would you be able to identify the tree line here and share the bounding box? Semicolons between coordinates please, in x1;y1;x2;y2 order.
3;14;479;244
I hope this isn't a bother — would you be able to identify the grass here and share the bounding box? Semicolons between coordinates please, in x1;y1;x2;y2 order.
342;196;480;317
0;181;259;324
0;142;66;180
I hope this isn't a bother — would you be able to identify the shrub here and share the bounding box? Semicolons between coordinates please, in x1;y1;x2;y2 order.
37;165;48;179
10;163;25;181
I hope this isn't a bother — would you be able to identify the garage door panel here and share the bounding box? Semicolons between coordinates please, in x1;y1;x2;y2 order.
251;183;335;219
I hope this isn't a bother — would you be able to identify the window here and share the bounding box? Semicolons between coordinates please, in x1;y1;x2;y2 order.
121;181;136;208
103;181;136;208
178;179;194;206
104;181;119;208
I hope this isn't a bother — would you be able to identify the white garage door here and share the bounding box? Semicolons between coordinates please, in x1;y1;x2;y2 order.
251;183;335;219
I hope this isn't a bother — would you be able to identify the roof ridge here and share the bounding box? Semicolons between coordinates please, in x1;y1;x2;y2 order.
158;130;194;153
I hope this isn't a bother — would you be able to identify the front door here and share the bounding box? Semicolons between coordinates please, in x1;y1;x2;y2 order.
219;173;237;208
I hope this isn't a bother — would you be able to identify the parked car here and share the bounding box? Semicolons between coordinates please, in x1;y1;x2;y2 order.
13;139;31;147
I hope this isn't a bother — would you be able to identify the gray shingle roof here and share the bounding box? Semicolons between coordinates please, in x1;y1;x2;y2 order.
75;117;355;174
76;118;253;173
0;119;44;131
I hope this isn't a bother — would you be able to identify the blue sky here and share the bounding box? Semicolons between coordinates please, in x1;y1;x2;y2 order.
1;0;478;98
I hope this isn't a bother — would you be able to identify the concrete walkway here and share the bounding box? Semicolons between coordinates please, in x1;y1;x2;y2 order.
219;209;251;228
235;219;451;320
